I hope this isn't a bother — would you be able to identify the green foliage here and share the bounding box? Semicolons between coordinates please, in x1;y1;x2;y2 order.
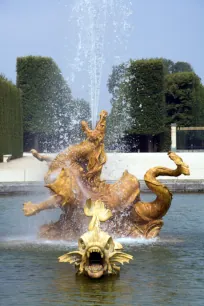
105;97;132;151
16;56;72;151
106;59;166;151
162;59;194;75
197;85;204;125
165;72;201;126
107;57;202;152
162;59;175;75
173;61;193;73
126;59;166;135
107;63;127;105
157;128;171;152
0;75;23;161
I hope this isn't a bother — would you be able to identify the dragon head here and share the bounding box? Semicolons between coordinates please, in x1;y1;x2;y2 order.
58;199;133;278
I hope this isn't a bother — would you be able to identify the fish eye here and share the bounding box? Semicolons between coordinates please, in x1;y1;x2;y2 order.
105;243;110;250
105;237;113;250
79;239;86;249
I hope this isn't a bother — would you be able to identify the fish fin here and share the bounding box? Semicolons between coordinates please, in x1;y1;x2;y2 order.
58;251;83;264
109;251;133;265
84;198;93;216
114;241;123;250
88;215;98;231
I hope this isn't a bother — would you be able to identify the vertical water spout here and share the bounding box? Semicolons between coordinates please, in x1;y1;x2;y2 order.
68;0;133;128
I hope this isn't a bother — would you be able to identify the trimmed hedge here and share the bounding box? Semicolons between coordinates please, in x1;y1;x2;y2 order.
16;56;72;151
127;59;166;135
165;72;201;127
0;75;23;161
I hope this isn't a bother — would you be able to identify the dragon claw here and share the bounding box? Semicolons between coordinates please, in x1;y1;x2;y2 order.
23;201;38;216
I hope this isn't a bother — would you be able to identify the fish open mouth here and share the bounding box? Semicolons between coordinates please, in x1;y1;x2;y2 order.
85;247;105;278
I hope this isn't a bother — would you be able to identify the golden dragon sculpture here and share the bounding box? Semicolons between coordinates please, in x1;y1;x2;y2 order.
23;110;190;239
58;199;133;278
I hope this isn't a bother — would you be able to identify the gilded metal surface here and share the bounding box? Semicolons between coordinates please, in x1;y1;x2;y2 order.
23;110;190;239
58;199;133;278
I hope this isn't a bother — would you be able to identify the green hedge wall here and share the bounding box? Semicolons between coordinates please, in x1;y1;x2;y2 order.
0;75;23;161
165;72;201;127
16;56;72;151
127;59;166;135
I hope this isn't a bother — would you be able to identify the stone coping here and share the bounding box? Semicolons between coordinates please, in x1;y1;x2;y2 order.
1;180;204;194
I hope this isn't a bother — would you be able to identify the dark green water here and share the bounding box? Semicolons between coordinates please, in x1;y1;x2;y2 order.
0;191;204;306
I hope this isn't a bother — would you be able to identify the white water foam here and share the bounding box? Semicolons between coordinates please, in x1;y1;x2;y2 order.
116;237;159;246
0;235;183;251
0;236;78;250
0;235;157;249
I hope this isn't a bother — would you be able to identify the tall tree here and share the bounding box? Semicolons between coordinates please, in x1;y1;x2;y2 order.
173;61;194;73
162;59;194;75
165;72;201;126
198;85;204;125
162;59;175;75
16;56;72;151
0;75;23;161
107;63;127;105
106;59;166;151
126;59;165;135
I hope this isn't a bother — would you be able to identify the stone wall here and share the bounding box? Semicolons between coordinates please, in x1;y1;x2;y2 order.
0;152;204;182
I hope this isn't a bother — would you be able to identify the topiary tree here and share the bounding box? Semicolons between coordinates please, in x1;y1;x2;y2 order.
16;56;73;152
0;75;23;161
126;59;165;135
106;59;166;151
162;59;194;75
165;72;201;127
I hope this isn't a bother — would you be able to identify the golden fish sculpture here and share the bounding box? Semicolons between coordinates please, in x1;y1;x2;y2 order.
58;199;133;278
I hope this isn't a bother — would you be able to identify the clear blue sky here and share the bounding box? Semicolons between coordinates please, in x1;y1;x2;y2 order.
0;0;203;113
